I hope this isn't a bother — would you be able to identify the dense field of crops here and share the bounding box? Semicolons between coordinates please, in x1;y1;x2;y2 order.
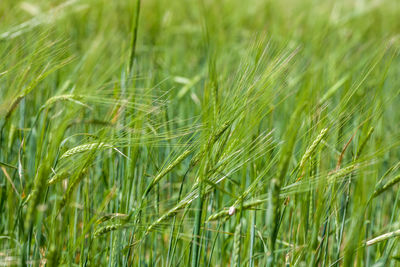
1;0;400;266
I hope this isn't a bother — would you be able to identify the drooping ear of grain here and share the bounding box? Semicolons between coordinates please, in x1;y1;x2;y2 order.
60;143;113;159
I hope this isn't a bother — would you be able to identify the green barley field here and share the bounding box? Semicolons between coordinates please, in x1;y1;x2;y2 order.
1;0;400;266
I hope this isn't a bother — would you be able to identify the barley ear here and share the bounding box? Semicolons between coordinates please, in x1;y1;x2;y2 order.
232;221;242;267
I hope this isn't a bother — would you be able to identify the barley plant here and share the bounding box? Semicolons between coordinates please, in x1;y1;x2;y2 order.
1;0;400;266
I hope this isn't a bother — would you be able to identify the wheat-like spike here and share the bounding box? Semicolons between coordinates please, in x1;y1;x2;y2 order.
145;192;196;234
25;163;49;230
208;166;276;222
94;224;123;237
59;170;86;210
47;170;70;185
356;127;374;158
372;174;400;199
207;208;231;222
207;198;270;221
208;164;359;223
267;178;281;254
60;143;113;159
212;120;232;143
297;128;328;172
232;222;242;267
327;164;358;183
96;213;127;225
144;173;230;235
190;119;232;166
3;95;24;123
111;229;118;266
143;149;191;198
366;229;400;246
43;94;84;107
